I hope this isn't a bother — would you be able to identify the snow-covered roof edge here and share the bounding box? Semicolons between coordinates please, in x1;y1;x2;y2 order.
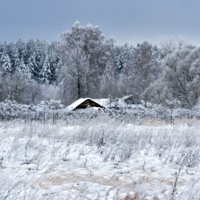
67;98;106;111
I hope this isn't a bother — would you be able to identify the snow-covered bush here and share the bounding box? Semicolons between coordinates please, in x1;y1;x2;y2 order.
1;99;200;125
0;100;64;122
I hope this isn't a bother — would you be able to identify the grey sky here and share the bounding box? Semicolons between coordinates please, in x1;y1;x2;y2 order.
0;0;199;46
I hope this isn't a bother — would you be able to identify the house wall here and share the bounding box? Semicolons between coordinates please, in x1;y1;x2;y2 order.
76;100;102;109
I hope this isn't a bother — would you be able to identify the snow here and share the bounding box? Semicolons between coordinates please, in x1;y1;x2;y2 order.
93;98;109;107
0;119;200;199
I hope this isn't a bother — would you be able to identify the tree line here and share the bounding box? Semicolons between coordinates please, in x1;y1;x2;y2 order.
0;21;199;108
0;39;59;83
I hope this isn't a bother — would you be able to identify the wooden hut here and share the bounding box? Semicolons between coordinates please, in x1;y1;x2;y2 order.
68;98;105;111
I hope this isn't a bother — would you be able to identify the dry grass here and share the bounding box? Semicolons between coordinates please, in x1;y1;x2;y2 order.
121;192;165;200
136;118;164;126
120;191;157;200
134;117;200;126
33;162;180;199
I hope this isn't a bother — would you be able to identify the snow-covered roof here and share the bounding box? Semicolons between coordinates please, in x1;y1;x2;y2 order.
66;96;144;112
67;98;105;111
94;98;130;108
93;99;109;107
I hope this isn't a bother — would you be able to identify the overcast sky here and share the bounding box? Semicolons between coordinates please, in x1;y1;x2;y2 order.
0;0;199;46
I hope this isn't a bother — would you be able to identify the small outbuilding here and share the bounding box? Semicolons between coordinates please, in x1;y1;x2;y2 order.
123;95;141;105
68;98;105;111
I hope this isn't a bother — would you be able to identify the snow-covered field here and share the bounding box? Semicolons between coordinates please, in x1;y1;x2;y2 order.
1;117;200;199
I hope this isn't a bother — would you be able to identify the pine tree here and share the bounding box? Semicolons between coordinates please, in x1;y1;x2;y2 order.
18;58;31;78
114;43;133;73
0;39;58;84
0;52;12;74
7;43;19;72
39;55;51;83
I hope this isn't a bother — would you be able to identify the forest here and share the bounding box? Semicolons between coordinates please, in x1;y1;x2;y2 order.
0;21;199;110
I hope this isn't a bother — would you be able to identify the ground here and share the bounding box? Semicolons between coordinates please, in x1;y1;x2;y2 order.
0;119;200;199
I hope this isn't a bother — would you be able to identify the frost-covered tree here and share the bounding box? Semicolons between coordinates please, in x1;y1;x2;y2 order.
7;42;20;72
0;69;40;104
58;21;115;105
39;55;51;83
121;41;161;106
0;52;12;74
16;58;31;78
142;78;173;105
100;60;119;98
114;43;133;73
15;39;27;60
46;42;59;84
159;37;195;60
144;46;200;108
59;47;89;105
